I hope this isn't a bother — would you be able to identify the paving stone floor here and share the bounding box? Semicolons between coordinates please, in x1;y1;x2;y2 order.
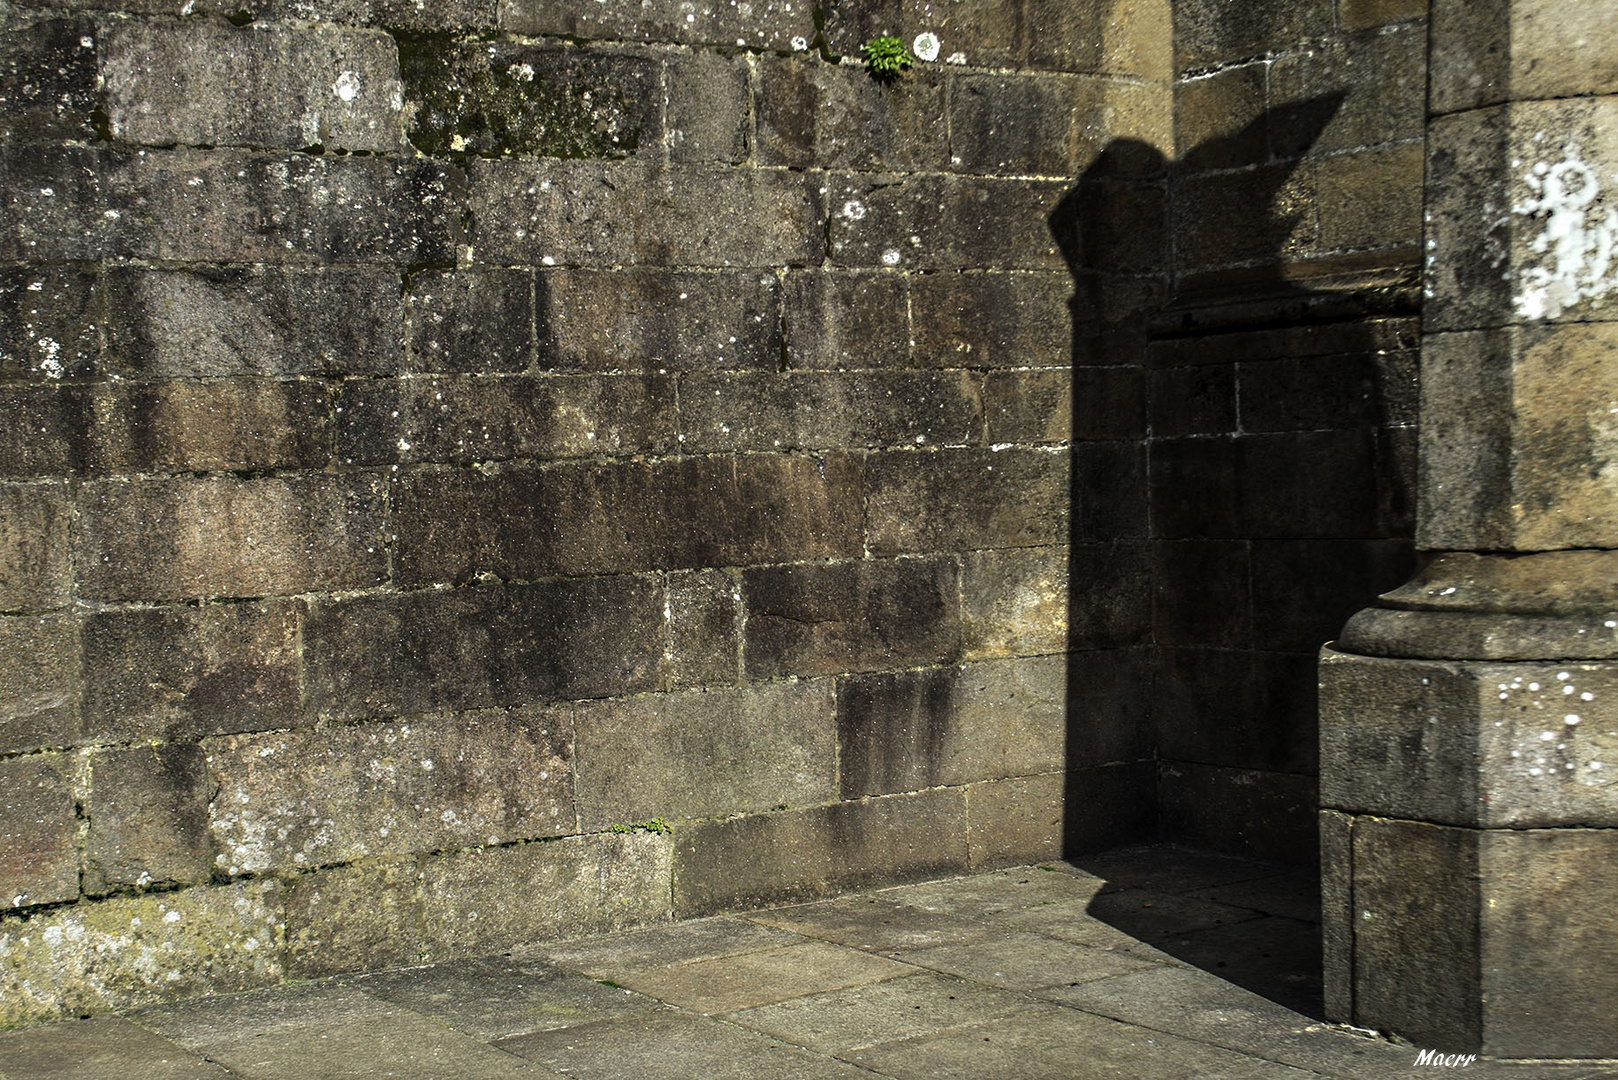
4;844;1617;1079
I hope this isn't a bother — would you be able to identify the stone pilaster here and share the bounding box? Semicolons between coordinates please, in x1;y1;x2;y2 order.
1320;0;1618;1056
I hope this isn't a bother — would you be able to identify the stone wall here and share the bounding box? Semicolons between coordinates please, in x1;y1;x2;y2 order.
0;0;1176;1022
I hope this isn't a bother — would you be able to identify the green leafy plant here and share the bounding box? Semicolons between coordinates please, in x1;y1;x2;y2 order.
610;818;672;835
861;35;914;78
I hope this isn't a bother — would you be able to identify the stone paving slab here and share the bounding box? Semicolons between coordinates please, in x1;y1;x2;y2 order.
5;846;1618;1080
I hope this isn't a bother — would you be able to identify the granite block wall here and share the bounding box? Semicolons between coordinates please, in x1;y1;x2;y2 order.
0;0;1175;1021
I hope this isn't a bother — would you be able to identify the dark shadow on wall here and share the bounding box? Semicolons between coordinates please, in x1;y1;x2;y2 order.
1051;93;1419;869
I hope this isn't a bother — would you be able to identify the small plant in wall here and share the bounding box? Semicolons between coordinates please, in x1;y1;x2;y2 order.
861;35;914;79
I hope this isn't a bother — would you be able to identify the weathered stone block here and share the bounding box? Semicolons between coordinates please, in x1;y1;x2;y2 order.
1170;161;1316;272
0;879;283;1026
1421;324;1618;550
0;614;80;754
1250;538;1413;653
1321;649;1618;828
0;752;78;909
1156;760;1317;864
392;455;861;582
285;859;422;978
1339;0;1427;28
0;265;100;382
406;269;533;373
912;272;1074;369
418;832;672;959
303;578;664;718
92;379;333;473
1073;442;1148;541
829;174;1067;270
1319;808;1353;1022
539;268;782;371
678;371;980;453
82;600;300;743
1148;363;1234;438
965;772;1064;871
663;569;739;688
1064;648;1155;768
500;0;813;51
1024;0;1173;78
673;789;968;917
0;147;461;264
983;369;1071;444
743;556;960;678
207;708;574;875
1237;429;1380;539
1151;539;1251;649
865;448;1068;554
1072;366;1145;441
102;21;405;152
665;51;749;164
77;476;388;602
0;18;99;144
1268;26;1425;157
0;484;70;611
1172;0;1334;71
1067;541;1152;648
1174;64;1267;169
1157;646;1318;774
756;57;947;172
836;656;1065;798
105;266;402;378
1062;761;1157;854
1431;0;1618;113
822;0;1022;71
782;270;910;371
1314;143;1424;253
949;75;1165;177
399;38;658;159
470;160;823;267
336;374;675;465
960;545;1067;661
574;681;835;827
83;744;210;896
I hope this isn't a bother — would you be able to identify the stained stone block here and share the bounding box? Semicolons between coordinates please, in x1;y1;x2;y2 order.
285;860;422;977
392;454;861;582
500;0;813;51
91;379;333;473
470;160;823;267
574;680;836;827
915;271;1073;369
783;270;911;371
949;75;1165;178
1427;99;1618;331
77;476;388;602
743;556;960;678
335;373;675;464
84;744;211;895
1267;25;1426;158
965;772;1064;870
1430;0;1618;113
665;52;749;165
664;568;740;688
1340;0;1428;28
983;368;1072;444
756;57;947;172
0;146;462;264
207;708;575;875
399;38;658;159
828;173;1067;271
1341;816;1618;1056
417;832;672;959
865;448;1068;554
0;18;99;144
406;269;534;373
1172;0;1334;71
303;577;664;718
539;268;782;372
0;879;284;1026
101;21;405;152
672;789;968;917
1321;649;1618;828
1314;143;1424;254
1421;324;1618;551
82;600;301;743
0;265;101;382
1157;761;1317;864
105;266;404;377
959;545;1067;661
0;752;78;909
0;483;70;611
0;614;80;753
677;371;981;453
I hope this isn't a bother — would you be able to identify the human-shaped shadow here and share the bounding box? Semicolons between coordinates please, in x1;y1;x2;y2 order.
1050;94;1420;1017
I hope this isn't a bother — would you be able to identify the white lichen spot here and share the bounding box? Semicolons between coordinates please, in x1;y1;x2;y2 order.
1566;714;1583;725
508;62;536;81
163;910;181;923
913;31;941;62
333;71;361;103
1541;730;1557;740
841;199;866;221
790;35;808;50
36;337;63;379
945;51;967;65
1514;146;1618;319
881;249;902;266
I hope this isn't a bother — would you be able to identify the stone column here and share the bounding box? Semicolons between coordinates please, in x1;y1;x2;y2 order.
1319;0;1618;1058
